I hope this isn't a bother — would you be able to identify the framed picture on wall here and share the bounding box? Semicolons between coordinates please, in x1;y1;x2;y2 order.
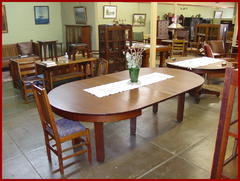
132;14;146;26
103;5;117;19
2;5;8;33
214;11;223;19
34;6;49;24
74;6;87;24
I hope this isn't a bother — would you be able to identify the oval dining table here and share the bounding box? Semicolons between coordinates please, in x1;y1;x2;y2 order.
48;68;204;162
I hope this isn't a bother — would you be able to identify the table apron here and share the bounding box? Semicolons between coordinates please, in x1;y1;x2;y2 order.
51;107;142;123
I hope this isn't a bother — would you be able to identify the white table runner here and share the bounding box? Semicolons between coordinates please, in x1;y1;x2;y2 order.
168;57;224;69
84;72;174;98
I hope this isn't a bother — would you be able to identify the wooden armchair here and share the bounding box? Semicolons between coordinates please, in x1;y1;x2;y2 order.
211;68;238;179
17;60;45;103
32;84;92;176
204;43;238;68
208;40;237;58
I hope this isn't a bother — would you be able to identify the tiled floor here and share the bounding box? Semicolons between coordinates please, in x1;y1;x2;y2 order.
2;76;237;179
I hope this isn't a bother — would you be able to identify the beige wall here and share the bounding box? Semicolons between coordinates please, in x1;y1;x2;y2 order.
2;2;63;44
2;2;234;51
61;2;96;51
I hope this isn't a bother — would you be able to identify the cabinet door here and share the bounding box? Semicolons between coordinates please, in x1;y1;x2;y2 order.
81;26;92;50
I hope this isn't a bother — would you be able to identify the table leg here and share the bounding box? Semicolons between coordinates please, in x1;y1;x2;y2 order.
94;122;105;162
152;103;158;113
177;93;185;122
130;118;136;135
159;52;164;67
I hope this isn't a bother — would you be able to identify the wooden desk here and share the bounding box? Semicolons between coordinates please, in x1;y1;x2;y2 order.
166;56;232;103
128;43;171;67
161;39;188;45
36;57;97;91
48;68;204;162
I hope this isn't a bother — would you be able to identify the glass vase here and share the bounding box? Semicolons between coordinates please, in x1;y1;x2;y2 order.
129;67;140;83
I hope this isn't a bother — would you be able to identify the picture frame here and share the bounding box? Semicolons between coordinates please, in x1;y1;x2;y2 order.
132;14;146;26
34;6;49;24
74;6;87;24
2;5;8;33
103;5;117;19
214;11;223;19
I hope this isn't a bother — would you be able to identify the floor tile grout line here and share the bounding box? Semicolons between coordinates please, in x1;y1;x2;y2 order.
5;130;44;179
178;155;211;174
136;134;210;179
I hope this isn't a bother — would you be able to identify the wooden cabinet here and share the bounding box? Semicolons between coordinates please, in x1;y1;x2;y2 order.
98;24;132;73
157;20;169;39
65;25;91;51
195;24;228;43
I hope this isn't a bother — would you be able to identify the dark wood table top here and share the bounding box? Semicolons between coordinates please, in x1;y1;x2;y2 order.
166;56;232;74
48;68;204;120
36;56;97;68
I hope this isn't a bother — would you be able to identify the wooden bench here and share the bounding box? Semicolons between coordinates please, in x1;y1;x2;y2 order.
2;41;40;69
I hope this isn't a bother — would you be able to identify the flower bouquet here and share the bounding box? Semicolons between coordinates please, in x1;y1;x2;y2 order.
124;45;145;83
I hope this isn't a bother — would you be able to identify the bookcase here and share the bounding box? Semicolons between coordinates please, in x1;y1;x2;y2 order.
98;24;132;73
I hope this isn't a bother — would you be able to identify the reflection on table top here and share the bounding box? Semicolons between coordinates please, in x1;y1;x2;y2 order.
161;39;188;43
126;41;169;49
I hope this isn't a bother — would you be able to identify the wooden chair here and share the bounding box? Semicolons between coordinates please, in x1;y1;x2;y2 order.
95;58;109;76
32;84;92;175
204;43;238;68
211;67;238;179
171;39;185;57
17;60;45;103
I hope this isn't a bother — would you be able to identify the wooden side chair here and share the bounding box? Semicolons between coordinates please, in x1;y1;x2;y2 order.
17;60;45;103
32;84;92;175
171;39;185;57
210;67;238;179
95;58;109;76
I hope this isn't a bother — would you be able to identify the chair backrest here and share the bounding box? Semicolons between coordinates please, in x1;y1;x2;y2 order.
17;61;37;80
203;43;214;58
210;67;238;179
96;58;108;76
171;39;185;57
208;40;225;54
133;32;144;42
32;84;60;140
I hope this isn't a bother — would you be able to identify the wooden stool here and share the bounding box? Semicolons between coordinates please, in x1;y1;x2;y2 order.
68;43;90;60
38;40;58;61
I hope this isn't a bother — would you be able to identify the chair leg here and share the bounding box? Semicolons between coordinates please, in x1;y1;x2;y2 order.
56;143;64;175
44;133;52;163
86;129;92;163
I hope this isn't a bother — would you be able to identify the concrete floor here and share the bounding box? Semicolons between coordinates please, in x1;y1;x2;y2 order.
2;78;238;179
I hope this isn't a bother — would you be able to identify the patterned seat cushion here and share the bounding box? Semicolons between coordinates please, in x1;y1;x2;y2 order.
48;118;86;138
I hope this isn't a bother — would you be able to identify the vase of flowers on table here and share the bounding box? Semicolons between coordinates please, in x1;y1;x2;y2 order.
125;45;145;83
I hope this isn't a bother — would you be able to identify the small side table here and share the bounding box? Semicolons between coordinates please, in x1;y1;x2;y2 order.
68;43;90;60
38;40;58;61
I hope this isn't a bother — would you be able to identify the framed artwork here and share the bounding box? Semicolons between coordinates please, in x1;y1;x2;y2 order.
214;11;223;19
34;6;49;24
74;6;87;24
2;5;8;33
103;5;117;19
132;14;146;26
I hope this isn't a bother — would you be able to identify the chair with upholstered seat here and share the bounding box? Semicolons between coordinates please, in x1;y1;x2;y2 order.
32;84;92;175
17;60;45;103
